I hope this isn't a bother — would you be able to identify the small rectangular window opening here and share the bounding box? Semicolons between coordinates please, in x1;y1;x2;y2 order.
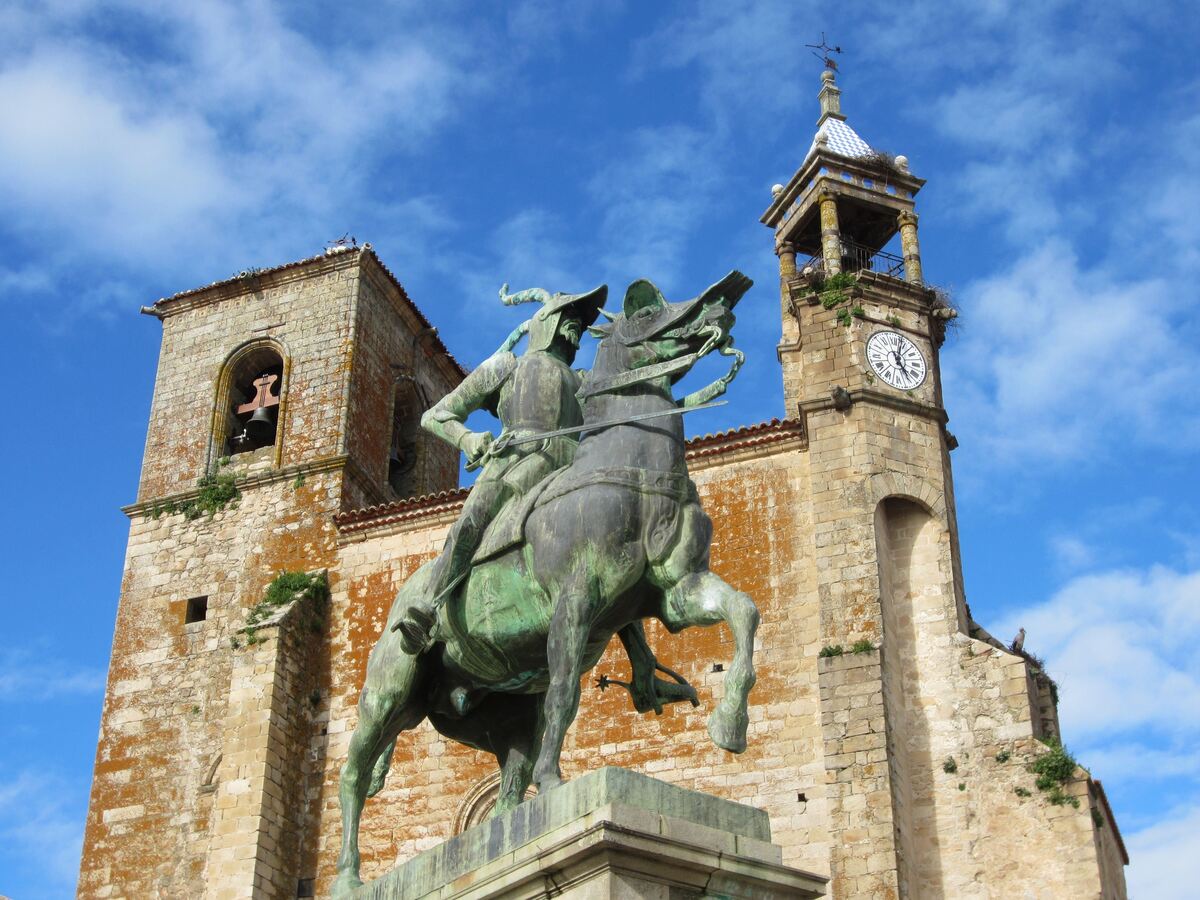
185;596;209;624
297;878;315;897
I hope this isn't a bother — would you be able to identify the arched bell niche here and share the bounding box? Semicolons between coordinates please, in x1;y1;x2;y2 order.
387;376;429;499
213;340;288;464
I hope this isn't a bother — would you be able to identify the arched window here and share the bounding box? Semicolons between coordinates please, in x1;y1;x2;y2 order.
214;341;286;462
387;377;427;498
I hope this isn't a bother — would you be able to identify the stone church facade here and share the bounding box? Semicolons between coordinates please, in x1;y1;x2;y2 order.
80;72;1128;899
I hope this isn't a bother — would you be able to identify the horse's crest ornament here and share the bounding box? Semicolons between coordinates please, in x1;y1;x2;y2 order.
334;270;757;895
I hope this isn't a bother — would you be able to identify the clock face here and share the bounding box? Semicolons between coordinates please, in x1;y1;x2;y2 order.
866;330;927;390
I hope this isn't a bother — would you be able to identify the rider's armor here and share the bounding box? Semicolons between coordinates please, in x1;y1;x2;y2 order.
397;285;606;654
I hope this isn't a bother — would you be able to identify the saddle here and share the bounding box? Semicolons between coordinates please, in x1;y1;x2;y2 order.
471;471;562;565
471;465;696;566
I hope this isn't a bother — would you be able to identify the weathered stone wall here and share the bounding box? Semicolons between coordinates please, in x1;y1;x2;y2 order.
82;253;1127;900
205;593;325;899
136;254;360;502
341;257;461;510
78;471;342;898
81;249;465;899
779;272;1125;899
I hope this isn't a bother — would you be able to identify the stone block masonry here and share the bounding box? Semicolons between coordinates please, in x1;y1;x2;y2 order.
357;767;827;900
81;244;1126;900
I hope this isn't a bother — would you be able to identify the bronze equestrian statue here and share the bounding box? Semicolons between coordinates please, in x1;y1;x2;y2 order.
334;271;757;896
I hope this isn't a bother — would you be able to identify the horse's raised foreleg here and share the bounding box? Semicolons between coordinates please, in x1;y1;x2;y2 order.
333;653;426;898
661;570;759;753
532;583;593;791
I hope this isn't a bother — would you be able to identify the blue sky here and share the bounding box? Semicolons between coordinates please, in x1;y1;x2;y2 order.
1;1;1197;896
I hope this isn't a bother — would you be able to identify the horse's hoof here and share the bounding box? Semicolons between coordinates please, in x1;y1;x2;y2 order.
331;870;363;899
708;707;748;754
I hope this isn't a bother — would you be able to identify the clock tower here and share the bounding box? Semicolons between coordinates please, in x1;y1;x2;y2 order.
759;70;1124;899
762;65;964;657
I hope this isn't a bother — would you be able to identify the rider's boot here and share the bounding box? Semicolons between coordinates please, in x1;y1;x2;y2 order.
397;529;477;654
396;480;508;654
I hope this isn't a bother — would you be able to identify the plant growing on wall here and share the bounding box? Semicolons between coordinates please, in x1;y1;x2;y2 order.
1029;737;1082;808
241;570;330;645
148;458;241;520
816;272;865;327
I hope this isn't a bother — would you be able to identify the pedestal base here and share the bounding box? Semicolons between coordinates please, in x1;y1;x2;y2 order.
357;768;825;899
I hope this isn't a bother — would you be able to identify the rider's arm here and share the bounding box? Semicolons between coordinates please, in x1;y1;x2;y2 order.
421;351;517;459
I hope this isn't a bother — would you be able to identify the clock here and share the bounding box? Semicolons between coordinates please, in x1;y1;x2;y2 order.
866;330;927;390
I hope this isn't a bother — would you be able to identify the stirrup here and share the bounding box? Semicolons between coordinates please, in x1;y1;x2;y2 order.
397;617;434;656
406;604;436;631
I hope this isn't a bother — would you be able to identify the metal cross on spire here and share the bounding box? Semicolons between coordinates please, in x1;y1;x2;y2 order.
805;32;843;71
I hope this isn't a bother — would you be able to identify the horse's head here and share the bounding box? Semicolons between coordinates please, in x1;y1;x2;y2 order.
581;270;753;400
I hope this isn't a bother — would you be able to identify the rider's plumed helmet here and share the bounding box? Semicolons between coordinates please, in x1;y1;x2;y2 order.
499;283;608;353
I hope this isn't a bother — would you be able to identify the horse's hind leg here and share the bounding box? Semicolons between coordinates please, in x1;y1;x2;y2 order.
429;691;545;818
494;694;544;814
533;579;594;791
333;653;427;898
660;570;760;753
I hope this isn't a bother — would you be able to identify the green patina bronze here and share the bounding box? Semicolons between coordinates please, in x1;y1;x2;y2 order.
334;270;757;896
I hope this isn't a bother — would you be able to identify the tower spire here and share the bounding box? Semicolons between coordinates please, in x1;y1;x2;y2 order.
817;69;845;124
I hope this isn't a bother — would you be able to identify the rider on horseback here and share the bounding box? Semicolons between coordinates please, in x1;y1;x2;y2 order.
395;282;608;655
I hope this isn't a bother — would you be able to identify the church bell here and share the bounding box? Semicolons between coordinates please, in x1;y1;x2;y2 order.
244;405;277;443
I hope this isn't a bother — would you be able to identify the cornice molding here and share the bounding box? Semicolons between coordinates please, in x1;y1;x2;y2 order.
122;454;349;517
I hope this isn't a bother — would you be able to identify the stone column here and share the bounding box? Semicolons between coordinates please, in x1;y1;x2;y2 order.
777;241;798;309
777;240;798;280
819;192;842;275
776;241;801;362
206;600;322;899
818;649;903;899
898;210;923;285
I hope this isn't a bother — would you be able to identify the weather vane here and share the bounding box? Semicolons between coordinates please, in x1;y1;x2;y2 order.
805;32;843;71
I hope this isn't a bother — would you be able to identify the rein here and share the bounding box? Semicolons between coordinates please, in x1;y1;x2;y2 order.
577;322;737;401
577;353;699;399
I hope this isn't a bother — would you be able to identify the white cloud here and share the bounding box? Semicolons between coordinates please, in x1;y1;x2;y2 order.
1125;803;1200;899
947;241;1200;465
1084;744;1200;783
1049;534;1094;570
996;561;1200;896
0;770;86;891
0;51;240;250
0;650;105;700
995;564;1200;741
633;0;805;128
0;1;484;297
590;124;721;289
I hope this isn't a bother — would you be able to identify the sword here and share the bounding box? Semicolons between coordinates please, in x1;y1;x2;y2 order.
465;400;727;471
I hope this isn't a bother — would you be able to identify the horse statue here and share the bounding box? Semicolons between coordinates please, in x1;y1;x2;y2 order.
334;271;759;895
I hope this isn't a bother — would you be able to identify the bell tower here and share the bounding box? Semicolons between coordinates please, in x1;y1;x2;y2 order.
79;245;464;899
760;71;1124;900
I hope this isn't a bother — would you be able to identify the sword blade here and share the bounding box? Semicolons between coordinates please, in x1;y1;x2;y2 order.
506;399;727;447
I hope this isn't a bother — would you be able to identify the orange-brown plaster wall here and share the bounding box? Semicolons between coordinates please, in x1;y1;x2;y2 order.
311;440;831;894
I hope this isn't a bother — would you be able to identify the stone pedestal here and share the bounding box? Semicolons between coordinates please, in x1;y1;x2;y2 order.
357;767;826;899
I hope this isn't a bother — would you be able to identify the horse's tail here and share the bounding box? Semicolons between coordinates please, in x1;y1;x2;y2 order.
366;737;397;798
